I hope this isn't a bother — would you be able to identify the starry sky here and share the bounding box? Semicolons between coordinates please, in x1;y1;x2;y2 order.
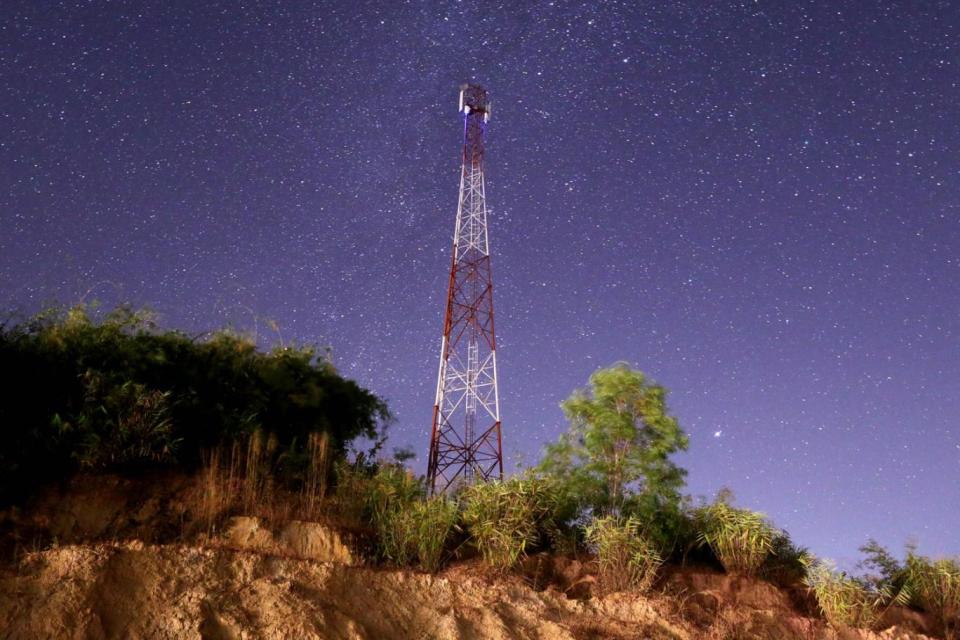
2;1;959;564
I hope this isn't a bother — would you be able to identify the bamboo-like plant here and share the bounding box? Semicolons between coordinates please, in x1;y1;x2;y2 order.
905;553;960;639
585;515;663;593
803;557;907;630
362;465;424;565
694;500;776;576
461;476;561;571
412;495;460;573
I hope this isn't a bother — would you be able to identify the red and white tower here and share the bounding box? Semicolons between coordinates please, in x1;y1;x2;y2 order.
427;84;503;494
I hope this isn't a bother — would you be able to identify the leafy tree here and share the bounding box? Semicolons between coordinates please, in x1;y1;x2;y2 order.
858;538;909;594
537;363;688;532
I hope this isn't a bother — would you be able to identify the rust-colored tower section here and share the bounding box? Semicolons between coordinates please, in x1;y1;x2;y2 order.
427;84;503;494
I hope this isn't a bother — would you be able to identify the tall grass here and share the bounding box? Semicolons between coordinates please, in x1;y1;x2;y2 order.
694;501;776;576
300;431;331;518
191;429;331;533
411;495;460;573
361;465;424;566
461;476;561;571
803;558;906;630
334;463;457;571
906;554;960;639
585;515;663;593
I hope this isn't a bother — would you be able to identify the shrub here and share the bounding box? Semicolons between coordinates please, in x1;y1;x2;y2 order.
905;553;960;639
411;495;460;572
362;465;424;566
0;304;390;504
694;500;776;576
461;476;562;571
803;558;905;629
761;533;811;585
585;515;663;593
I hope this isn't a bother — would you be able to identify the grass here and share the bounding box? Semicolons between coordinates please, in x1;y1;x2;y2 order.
411;495;460;572
460;476;561;571
906;553;960;639
694;501;776;577
585;515;663;593
803;557;906;630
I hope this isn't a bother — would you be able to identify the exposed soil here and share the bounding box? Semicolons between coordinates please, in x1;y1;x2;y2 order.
0;475;944;640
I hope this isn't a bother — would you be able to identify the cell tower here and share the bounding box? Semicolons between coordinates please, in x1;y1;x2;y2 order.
427;84;503;494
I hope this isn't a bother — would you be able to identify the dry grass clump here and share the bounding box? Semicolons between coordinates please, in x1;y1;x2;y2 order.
585;515;662;593
190;429;333;534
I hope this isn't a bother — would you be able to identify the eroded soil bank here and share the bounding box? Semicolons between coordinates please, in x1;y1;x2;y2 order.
0;538;940;640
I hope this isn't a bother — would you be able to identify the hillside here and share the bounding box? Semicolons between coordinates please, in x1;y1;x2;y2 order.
0;475;940;640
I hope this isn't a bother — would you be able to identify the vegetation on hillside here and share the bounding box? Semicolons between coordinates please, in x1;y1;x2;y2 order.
0;305;389;504
536;362;689;549
3;307;958;637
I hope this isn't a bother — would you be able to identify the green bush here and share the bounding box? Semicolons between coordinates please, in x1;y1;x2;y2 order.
362;465;424;566
461;476;562;571
0;304;389;503
761;533;811;585
694;500;776;576
906;553;960;639
585;515;663;593
411;495;460;572
336;463;458;571
803;558;905;630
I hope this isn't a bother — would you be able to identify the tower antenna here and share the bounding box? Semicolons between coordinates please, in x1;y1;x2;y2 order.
427;83;503;493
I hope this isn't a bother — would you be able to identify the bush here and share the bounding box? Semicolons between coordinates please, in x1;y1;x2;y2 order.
362;465;424;566
411;495;460;573
0;304;389;503
803;558;905;629
905;553;960;639
761;533;811;585
585;515;663;593
461;476;562;571
334;463;458;571
694;500;776;576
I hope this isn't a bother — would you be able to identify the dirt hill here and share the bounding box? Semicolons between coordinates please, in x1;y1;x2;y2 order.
0;475;943;640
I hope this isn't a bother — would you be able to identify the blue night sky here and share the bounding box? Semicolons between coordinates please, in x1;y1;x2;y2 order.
2;1;958;564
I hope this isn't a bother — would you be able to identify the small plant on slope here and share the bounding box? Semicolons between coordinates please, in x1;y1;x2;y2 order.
362;465;424;566
585;515;663;593
906;553;960;639
411;495;460;573
694;499;776;576
461;476;561;571
803;557;907;630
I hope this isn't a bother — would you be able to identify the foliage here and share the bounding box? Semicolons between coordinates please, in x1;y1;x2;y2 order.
334;462;458;571
693;498;777;576
585;515;663;593
0;304;390;503
411;495;460;573
461;476;564;571
760;532;811;585
905;552;960;639
70;372;179;469
537;363;688;524
859;539;907;589
361;465;425;566
803;557;907;630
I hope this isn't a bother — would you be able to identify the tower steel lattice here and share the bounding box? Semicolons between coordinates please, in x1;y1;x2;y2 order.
427;84;503;494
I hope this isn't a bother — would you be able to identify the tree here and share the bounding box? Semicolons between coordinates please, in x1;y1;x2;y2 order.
537;363;688;523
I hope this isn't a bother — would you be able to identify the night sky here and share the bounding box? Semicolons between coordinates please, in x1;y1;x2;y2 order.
3;1;959;564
